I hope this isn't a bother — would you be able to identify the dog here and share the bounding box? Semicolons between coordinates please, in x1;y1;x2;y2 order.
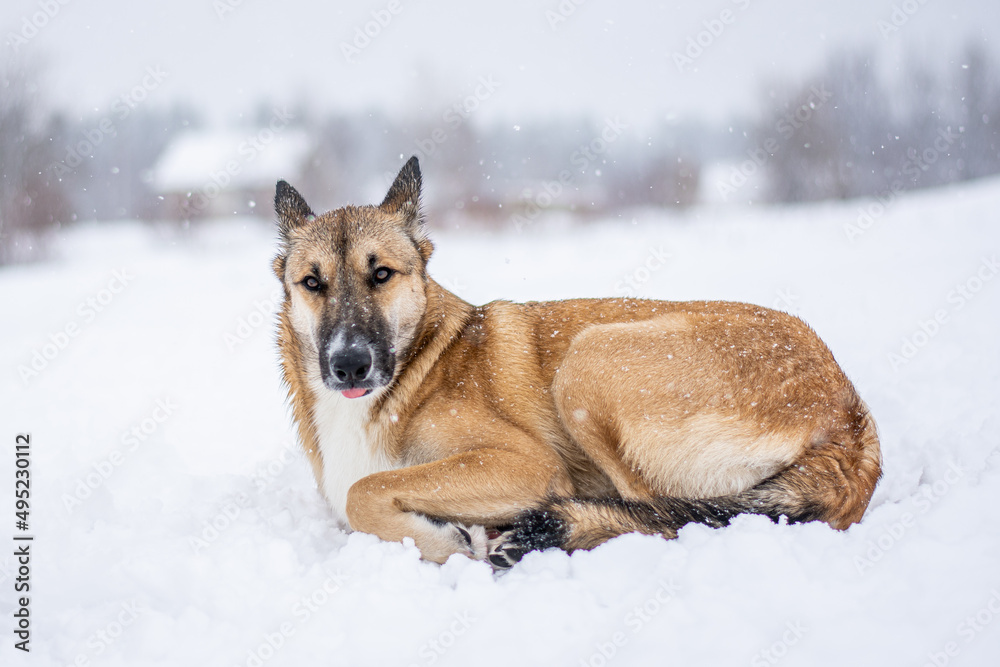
272;156;881;568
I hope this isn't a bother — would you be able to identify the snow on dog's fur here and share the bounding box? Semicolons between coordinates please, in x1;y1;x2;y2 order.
272;157;882;567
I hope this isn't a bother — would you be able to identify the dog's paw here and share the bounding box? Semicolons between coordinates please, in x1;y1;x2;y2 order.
453;523;488;561
415;517;488;563
486;529;524;570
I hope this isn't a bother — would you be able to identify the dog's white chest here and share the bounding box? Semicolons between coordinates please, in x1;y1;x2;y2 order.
310;390;393;525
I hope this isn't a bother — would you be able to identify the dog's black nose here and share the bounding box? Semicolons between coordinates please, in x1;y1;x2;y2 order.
331;347;372;383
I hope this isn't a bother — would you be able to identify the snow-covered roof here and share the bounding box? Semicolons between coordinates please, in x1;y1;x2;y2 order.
152;128;311;192
699;160;769;206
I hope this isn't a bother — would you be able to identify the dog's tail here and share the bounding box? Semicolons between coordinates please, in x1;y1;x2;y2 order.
505;394;882;556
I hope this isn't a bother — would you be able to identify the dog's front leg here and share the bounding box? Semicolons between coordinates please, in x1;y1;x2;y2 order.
346;447;566;564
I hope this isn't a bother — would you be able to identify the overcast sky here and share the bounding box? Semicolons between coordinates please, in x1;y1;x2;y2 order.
3;0;998;128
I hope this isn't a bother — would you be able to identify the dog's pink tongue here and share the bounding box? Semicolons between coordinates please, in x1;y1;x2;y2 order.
341;388;368;399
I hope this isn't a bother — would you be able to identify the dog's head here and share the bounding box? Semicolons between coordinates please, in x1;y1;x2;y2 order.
272;157;433;399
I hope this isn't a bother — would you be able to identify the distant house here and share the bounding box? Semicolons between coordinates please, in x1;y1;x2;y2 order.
152;128;312;220
698;160;769;206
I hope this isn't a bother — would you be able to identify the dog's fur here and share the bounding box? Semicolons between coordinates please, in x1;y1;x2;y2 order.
272;157;882;567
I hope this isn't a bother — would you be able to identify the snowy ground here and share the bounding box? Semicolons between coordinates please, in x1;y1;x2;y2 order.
2;176;999;666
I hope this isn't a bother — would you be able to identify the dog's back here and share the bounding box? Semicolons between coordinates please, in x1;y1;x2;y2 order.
273;157;881;567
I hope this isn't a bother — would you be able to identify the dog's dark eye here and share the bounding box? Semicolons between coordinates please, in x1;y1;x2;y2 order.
302;276;322;292
373;267;394;285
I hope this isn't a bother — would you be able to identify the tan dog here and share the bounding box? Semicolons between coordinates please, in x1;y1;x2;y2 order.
272;157;881;567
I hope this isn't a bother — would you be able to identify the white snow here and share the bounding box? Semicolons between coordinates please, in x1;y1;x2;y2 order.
2;177;999;666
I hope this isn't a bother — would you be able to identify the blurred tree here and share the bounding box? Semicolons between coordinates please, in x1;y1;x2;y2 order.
55;103;202;223
956;44;1000;180
762;50;893;202
760;43;1000;204
0;57;70;264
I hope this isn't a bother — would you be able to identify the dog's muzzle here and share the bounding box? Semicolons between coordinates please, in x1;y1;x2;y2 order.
321;336;394;397
330;346;372;384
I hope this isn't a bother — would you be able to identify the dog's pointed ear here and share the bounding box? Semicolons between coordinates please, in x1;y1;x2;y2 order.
381;156;422;214
381;156;432;260
275;180;314;238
